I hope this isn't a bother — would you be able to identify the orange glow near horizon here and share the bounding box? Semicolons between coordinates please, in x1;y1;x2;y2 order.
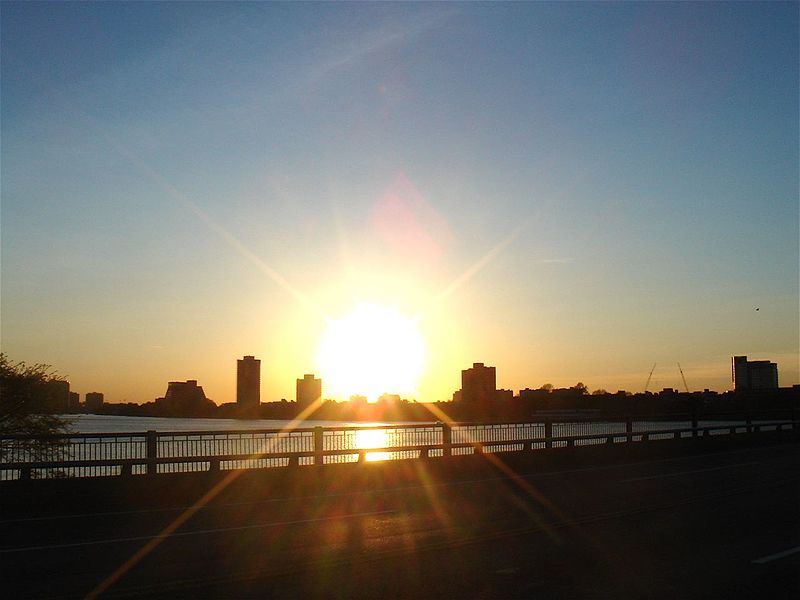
316;303;426;402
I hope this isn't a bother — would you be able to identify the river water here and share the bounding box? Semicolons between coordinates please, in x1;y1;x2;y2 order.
62;414;409;433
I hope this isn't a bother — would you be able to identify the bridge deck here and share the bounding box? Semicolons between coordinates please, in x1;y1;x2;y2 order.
1;432;798;598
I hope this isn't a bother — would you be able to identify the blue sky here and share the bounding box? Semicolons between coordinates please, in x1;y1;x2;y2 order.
2;2;797;403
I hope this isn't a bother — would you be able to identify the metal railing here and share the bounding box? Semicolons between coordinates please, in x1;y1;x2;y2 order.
1;416;797;480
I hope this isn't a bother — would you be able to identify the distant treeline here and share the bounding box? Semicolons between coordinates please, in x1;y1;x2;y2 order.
71;387;800;422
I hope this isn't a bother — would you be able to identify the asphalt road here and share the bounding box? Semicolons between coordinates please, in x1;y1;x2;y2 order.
2;436;799;599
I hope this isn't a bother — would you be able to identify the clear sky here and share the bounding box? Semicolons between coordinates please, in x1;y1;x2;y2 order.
2;2;798;404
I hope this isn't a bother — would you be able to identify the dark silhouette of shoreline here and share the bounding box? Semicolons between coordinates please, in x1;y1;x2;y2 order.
68;386;799;422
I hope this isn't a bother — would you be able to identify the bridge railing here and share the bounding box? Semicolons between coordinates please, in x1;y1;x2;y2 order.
1;415;797;480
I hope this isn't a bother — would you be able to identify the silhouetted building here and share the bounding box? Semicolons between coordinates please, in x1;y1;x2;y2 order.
155;379;215;415
461;362;496;403
44;380;70;412
296;374;321;408
85;392;104;411
237;356;261;407
732;356;778;391
496;389;513;401
518;388;551;402
68;391;80;410
165;380;205;402
732;356;748;390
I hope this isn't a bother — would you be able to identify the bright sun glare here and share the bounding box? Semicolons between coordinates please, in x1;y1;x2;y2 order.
316;303;426;402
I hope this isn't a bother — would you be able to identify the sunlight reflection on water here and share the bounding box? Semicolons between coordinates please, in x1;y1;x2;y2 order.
354;429;392;461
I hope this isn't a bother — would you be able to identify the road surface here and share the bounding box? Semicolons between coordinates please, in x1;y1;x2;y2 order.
2;435;798;598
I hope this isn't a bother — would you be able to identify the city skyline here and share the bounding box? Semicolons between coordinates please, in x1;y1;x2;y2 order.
2;3;798;403
37;352;792;407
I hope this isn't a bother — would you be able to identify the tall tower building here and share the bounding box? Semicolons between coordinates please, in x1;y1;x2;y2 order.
732;356;749;390
461;362;497;403
237;356;261;407
732;356;778;391
296;374;322;408
85;392;104;411
44;380;71;412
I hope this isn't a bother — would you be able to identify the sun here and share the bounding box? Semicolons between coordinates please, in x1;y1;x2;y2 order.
316;303;426;401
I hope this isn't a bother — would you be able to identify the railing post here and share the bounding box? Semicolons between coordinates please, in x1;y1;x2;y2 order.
441;422;452;458
691;411;699;438
313;427;324;466
146;430;157;475
746;413;753;434
209;458;220;472
545;420;553;449
625;418;633;443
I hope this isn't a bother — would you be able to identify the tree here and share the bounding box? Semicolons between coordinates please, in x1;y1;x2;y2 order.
538;383;554;392
0;353;71;436
573;382;589;395
591;389;609;396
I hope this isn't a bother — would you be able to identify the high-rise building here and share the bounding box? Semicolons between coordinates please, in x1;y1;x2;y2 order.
732;356;779;391
296;374;322;408
237;356;261;407
44;380;71;412
732;356;749;390
461;362;497;403
85;392;104;411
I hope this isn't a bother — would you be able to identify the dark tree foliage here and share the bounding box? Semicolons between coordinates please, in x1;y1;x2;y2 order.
572;382;589;395
0;353;71;436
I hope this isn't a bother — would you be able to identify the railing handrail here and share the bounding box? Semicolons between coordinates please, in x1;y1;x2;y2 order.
6;421;797;472
0;418;793;444
3;419;797;480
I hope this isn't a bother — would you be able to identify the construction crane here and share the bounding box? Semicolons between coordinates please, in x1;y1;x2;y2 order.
644;363;657;393
677;363;690;393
